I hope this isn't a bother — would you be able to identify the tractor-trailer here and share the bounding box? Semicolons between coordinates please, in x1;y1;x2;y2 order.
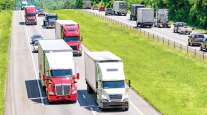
25;6;37;25
136;8;154;28
38;39;79;103
55;20;82;56
154;9;170;28
130;4;144;21
84;51;130;111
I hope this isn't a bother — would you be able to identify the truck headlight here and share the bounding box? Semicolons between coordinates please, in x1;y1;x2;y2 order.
101;99;109;102
123;98;128;102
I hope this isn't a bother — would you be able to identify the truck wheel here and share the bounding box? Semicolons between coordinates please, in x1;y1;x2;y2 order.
200;46;203;51
123;107;129;111
188;42;191;46
87;84;93;94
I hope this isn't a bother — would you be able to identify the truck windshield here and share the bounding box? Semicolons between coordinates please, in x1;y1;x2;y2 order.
102;80;125;89
47;16;57;20
26;14;36;16
119;3;127;9
64;37;80;42
51;69;72;77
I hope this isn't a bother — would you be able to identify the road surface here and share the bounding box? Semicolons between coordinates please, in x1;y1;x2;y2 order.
4;11;161;115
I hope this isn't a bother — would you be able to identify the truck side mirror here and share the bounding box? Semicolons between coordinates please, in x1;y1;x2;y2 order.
76;73;80;80
127;80;131;88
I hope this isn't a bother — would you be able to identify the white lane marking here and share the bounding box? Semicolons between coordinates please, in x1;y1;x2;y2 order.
20;11;44;105
129;101;145;115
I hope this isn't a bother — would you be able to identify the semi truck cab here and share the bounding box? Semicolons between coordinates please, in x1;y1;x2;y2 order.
96;62;129;110
25;6;37;25
85;51;130;111
38;39;79;103
56;20;82;56
43;52;79;102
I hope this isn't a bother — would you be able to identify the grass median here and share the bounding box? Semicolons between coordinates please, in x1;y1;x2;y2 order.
0;11;12;115
52;9;207;115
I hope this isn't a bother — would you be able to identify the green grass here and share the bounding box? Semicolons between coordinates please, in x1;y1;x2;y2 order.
52;9;207;115
0;11;12;115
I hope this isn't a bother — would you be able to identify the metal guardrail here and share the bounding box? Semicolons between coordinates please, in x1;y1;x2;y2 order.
84;11;207;62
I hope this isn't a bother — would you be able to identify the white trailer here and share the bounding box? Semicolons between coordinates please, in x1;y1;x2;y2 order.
154;9;170;28
136;8;154;28
113;1;128;16
84;51;129;111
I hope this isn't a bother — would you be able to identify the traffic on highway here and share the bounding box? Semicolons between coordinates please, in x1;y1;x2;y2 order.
3;0;207;115
5;4;161;115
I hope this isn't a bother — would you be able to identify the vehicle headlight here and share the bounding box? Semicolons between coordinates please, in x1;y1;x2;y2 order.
123;98;128;102
101;99;109;102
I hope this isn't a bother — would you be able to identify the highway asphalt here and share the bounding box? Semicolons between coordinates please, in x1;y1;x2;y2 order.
4;11;161;115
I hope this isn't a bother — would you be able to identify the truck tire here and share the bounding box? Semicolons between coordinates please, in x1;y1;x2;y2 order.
87;84;93;94
123;107;129;111
200;46;203;51
130;15;132;20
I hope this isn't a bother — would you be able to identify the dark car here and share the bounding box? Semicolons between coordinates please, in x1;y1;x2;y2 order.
188;33;205;46
105;8;114;15
37;8;45;16
43;13;58;28
31;35;43;53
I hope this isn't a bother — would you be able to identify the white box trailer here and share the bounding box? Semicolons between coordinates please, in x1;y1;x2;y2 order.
154;9;170;28
136;8;154;28
113;1;128;16
84;51;129;110
38;39;73;81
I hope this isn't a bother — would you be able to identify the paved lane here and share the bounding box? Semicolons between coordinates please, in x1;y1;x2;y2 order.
5;10;161;115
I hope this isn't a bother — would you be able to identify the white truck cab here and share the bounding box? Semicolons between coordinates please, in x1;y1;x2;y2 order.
85;51;130;111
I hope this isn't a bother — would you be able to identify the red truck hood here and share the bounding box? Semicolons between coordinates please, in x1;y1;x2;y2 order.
50;77;74;84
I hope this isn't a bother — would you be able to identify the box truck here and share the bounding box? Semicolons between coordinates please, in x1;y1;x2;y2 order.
38;39;79;103
55;20;82;56
136;8;154;28
85;51;130;110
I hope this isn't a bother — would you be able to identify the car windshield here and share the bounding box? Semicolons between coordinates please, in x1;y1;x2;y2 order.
64;36;80;42
47;16;57;20
26;13;36;16
102;80;125;89
195;35;204;38
51;69;72;77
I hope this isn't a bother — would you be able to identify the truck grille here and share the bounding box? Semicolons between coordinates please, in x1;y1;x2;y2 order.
55;84;70;96
109;94;122;100
70;46;78;50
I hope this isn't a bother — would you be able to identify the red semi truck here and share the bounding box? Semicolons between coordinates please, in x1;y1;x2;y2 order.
25;6;37;25
38;39;79;103
55;20;82;56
